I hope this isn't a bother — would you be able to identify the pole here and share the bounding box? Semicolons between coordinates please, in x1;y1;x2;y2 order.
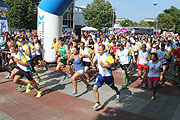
156;18;158;35
112;9;114;28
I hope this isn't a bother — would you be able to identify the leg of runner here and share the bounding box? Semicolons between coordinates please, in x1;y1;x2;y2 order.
122;69;127;89
56;62;67;81
84;66;91;82
152;80;158;100
28;60;41;83
13;75;28;86
93;85;101;110
141;69;147;88
160;65;166;85
71;71;89;95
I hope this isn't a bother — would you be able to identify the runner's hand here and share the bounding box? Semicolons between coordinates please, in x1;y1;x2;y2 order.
13;58;19;63
99;61;104;67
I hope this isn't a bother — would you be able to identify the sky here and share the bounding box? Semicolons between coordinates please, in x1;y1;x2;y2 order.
75;0;180;22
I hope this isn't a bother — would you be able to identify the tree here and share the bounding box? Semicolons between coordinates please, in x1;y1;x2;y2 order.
157;13;174;30
163;6;180;34
147;21;156;27
120;20;134;27
138;20;150;27
82;0;115;29
5;0;40;29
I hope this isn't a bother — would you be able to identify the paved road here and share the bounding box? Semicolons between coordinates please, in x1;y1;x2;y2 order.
0;65;180;120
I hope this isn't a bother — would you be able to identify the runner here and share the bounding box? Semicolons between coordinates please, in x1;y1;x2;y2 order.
156;44;169;85
67;46;92;95
173;47;180;88
115;44;130;89
19;37;41;83
9;42;42;98
56;37;69;81
148;53;162;100
137;44;151;88
80;42;94;82
93;44;120;110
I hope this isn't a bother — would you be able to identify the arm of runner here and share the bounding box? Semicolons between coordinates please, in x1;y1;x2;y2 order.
13;56;29;66
67;54;73;65
100;55;114;68
25;45;31;56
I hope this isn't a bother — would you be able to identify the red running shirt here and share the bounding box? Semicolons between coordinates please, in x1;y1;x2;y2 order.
174;48;180;65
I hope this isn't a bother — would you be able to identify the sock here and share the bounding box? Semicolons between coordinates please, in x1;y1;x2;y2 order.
96;102;100;104
34;72;39;78
122;74;127;85
116;92;120;95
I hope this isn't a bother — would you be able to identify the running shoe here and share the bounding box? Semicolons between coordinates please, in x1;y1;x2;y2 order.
36;77;41;83
25;84;31;93
150;96;155;101
5;74;11;79
93;103;102;110
72;90;78;95
141;83;146;88
87;79;91;83
116;94;120;102
86;84;91;91
62;74;67;81
16;85;23;91
36;90;42;98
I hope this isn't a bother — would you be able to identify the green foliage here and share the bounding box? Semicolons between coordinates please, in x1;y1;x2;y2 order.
138;20;150;27
82;0;115;29
158;6;180;34
120;20;134;27
157;13;173;30
5;0;40;29
147;21;156;27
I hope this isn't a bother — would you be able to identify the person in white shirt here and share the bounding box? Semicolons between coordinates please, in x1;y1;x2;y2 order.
137;44;151;88
148;53;162;100
115;44;130;89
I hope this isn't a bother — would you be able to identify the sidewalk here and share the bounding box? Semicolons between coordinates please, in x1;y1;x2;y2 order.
0;66;180;120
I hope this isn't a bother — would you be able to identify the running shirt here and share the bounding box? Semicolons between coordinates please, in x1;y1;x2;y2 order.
148;60;162;77
22;44;32;60
115;49;129;65
53;42;59;52
59;44;67;60
16;41;21;46
165;45;173;54
138;49;151;65
72;56;84;72
14;51;31;72
98;52;114;77
94;43;99;54
174;48;180;65
35;43;42;55
156;49;169;64
132;44;138;55
28;42;37;57
80;47;93;62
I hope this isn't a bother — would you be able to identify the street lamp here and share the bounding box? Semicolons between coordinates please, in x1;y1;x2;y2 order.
112;8;114;28
156;18;158;35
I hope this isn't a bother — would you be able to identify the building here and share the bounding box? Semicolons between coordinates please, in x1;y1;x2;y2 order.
115;18;129;24
144;18;156;22
62;1;86;34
